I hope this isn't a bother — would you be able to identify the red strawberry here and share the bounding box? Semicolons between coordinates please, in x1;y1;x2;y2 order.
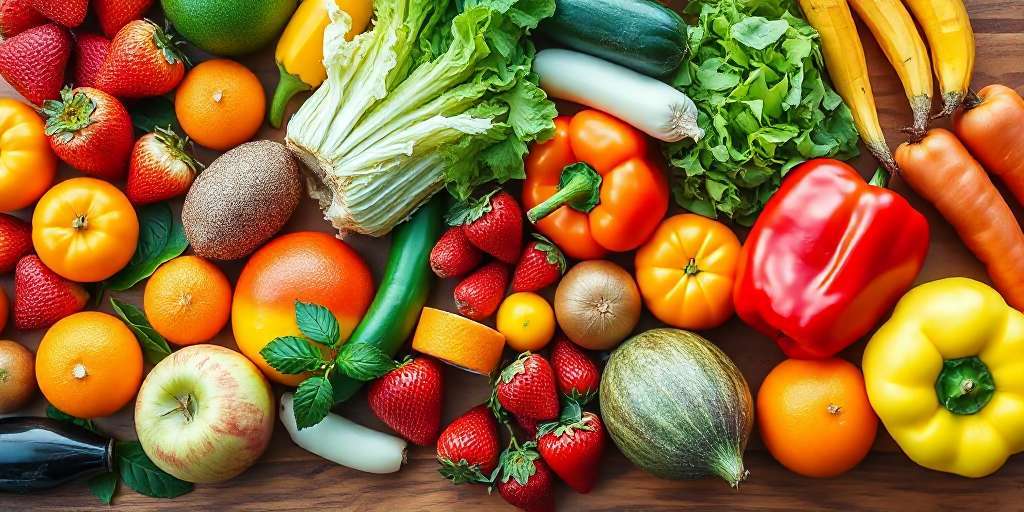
496;445;556;512
453;261;508;320
70;32;110;88
95;19;186;98
430;227;482;279
40;86;133;180
436;405;500;484
27;0;86;28
550;336;600;405
0;214;31;274
496;352;559;421
94;0;153;38
0;0;46;38
367;357;443;446
14;255;88;330
511;234;566;293
515;415;539;439
0;23;70;104
125;127;202;205
537;412;607;494
447;190;523;264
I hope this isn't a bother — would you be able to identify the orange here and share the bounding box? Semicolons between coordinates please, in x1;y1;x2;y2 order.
144;256;232;346
32;177;140;283
175;59;266;151
412;307;506;375
496;292;555;352
757;358;878;478
232;231;374;385
35;311;143;418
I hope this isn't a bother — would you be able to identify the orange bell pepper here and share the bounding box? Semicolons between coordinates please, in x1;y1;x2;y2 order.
523;110;669;260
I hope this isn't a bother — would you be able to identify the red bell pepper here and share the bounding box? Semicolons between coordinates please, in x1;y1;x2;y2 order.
733;159;929;359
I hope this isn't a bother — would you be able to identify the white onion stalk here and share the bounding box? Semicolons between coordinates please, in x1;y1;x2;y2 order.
533;49;704;143
280;393;407;474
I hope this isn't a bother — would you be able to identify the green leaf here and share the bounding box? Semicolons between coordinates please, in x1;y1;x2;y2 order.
294;301;341;347
293;375;334;429
88;472;118;505
129;96;180;134
335;343;396;381
46;404;102;435
731;17;790;50
116;441;193;499
106;202;188;291
260;336;327;374
110;298;172;365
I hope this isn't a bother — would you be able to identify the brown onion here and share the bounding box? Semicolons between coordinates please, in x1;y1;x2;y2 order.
554;260;642;350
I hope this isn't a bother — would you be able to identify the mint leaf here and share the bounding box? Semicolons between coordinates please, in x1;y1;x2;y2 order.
335;344;396;381
88;472;118;505
295;301;340;346
129;96;180;134
110;298;172;365
116;441;192;499
260;336;327;374
107;202;188;292
46;404;102;435
293;375;334;429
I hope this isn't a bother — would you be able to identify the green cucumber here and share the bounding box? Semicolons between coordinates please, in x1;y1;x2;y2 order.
331;197;444;403
539;0;687;78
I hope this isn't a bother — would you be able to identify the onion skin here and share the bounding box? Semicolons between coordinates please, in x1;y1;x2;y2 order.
554;260;641;350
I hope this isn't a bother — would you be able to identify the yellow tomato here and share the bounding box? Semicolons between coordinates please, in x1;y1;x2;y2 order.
0;99;57;212
32;178;139;282
497;292;555;352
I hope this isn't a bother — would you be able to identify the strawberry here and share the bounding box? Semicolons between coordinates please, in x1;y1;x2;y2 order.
496;444;556;512
537;412;607;494
0;0;46;38
27;0;86;28
14;255;88;330
94;0;153;38
515;415;539;439
453;261;508;321
125;127;202;205
0;214;31;274
447;190;523;264
550;336;600;405
367;357;443;446
496;352;559;421
70;32;110;88
511;234;566;293
40;86;133;180
436;405;501;484
95;19;186;99
0;23;70;104
430;226;482;279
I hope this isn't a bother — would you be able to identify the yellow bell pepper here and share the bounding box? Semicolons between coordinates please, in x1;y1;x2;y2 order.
863;278;1024;477
269;0;373;128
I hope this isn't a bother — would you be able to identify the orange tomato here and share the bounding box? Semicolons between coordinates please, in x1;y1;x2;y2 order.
634;214;741;330
0;99;57;212
757;358;878;478
32;178;139;282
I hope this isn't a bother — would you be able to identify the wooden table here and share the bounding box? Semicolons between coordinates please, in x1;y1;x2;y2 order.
2;1;1023;510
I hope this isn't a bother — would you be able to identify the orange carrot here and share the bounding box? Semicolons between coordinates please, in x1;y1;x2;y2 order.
896;128;1024;310
953;85;1024;207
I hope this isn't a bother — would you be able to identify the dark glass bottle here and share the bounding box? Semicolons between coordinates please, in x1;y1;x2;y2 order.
0;417;113;493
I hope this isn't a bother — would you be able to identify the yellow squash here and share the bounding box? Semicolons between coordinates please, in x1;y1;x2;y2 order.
269;0;373;128
848;0;933;133
903;0;975;117
863;278;1024;477
797;0;896;174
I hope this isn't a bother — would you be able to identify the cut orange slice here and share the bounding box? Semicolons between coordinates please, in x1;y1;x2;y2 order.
412;307;506;375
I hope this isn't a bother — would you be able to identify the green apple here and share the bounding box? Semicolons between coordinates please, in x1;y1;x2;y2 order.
135;344;275;484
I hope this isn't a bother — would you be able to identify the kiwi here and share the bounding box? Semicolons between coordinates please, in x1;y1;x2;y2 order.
0;340;35;413
182;140;301;260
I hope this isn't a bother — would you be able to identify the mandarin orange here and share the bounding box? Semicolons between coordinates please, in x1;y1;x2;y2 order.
144;256;232;346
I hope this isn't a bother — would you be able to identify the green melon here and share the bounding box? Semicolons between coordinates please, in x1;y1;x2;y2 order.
161;0;298;56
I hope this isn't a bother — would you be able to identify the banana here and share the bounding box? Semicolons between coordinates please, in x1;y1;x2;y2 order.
848;0;933;134
797;0;897;174
903;0;975;117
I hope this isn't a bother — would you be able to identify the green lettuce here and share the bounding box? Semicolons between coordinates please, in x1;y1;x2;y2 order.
665;0;859;226
287;0;556;236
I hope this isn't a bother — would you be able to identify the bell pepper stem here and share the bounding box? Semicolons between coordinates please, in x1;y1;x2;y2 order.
935;356;995;415
269;63;312;129
527;163;602;224
868;167;889;188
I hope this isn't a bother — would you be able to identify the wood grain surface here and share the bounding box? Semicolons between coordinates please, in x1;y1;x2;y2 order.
2;0;1023;510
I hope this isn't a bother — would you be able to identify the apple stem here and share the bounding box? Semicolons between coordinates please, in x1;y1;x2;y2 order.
164;393;196;423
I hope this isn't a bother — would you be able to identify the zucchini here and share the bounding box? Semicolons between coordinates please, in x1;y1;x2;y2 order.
539;0;687;78
331;197;444;403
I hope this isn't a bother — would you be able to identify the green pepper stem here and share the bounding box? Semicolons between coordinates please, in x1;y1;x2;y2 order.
269;64;312;129
935;356;995;415
527;163;602;223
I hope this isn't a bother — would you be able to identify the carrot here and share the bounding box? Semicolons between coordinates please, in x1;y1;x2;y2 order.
895;128;1024;310
953;85;1024;206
